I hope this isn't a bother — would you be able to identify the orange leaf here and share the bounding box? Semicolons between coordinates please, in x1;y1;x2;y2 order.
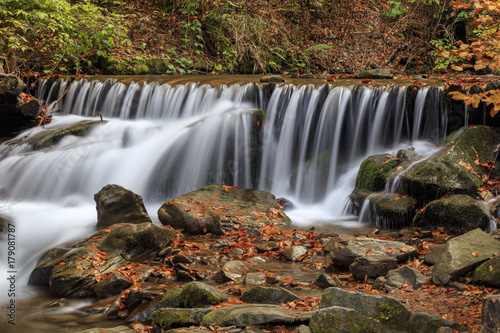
489;265;493;272
366;249;373;255
399;247;409;252
472;252;479;257
386;248;393;254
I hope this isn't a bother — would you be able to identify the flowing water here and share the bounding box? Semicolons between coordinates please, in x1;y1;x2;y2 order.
0;77;457;329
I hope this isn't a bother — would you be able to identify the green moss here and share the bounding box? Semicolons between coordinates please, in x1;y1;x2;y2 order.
160;288;183;308
181;282;226;308
355;155;399;192
152;308;210;328
373;301;410;329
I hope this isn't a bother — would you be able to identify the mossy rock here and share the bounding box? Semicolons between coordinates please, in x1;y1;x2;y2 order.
413;194;490;235
471;256;500;288
160;282;227;308
355;154;400;192
240;286;299;304
151;308;211;329
366;193;417;229
104;57;149;75
388;126;500;207
9;120;102;151
309;306;387;333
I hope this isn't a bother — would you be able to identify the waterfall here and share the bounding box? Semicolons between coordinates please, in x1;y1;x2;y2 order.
0;78;450;301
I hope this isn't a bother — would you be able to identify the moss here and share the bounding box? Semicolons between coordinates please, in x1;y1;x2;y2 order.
355;155;399;192
472;257;500;287
160;288;183;308
181;282;225;308
152;308;209;328
369;193;417;229
373;301;410;329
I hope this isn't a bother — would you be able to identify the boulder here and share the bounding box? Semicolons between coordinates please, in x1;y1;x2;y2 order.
354;154;400;192
366;193;418;229
282;245;308;261
314;273;343;289
413;195;491;235
201;304;311;328
158;185;290;235
387;126;500;207
384;266;428;292
28;223;176;297
94;184;151;228
240;286;299;304
159;282;227;308
349;256;398;280
471;256;500;287
310;306;387;333
152;308;211;330
326;237;417;268
433;228;500;285
356;69;393;79
214;260;249;283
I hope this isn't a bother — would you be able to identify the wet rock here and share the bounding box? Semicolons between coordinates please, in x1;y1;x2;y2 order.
244;272;267;285
396;148;417;162
256;242;280;253
384;266;428;292
387;126;500;207
228;247;245;258
173;253;193;264
354;154;400;192
413;195;491;235
215;260;249;283
326;237;417;268
472;256;500;287
93;272;133;299
433;228;500;285
94;184;151;228
482;295;500;333
152;308;211;330
397;227;433;239
356;68;393;79
158;185;290;235
319;287;411;330
314;273;342;289
176;270;195;282
29;223;175;298
240;286;299;304
202;304;311;328
126;289;162;312
159;282;227;308
366;193;418;229
310;306;387;333
349;256;398;280
276;197;294;210
260;75;285;83
282;245;308;261
77;326;135;333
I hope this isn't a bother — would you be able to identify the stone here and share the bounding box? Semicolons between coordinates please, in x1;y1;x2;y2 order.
240;286;299;304
77;326;135;333
319;287;411;330
202;304;311;328
384;266;428;292
407;312;469;332
152;308;211;329
158;185;290;235
482;295;500;333
159;282;227;308
433;228;500;285
326;237;417;268
215;260;249;283
349;256;398;280
354;154;400;192
413;195;491;235
424;244;445;265
260;75;285;83
282;245;308;261
309;306;387;333
471;256;500;287
314;273;342;289
244;272;267;285
94;184;152;228
365;193;418;230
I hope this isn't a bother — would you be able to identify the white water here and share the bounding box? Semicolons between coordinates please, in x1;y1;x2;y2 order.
0;79;448;302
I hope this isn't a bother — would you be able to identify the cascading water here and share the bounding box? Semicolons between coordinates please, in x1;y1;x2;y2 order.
0;77;449;303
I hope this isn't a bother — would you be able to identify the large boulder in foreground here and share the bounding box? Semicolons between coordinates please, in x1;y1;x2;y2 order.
387;126;500;206
94;184;152;228
433;228;500;285
413;194;491;235
28;223;176;297
158;185;291;235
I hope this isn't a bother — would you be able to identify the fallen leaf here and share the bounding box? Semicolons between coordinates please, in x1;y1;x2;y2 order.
399;247;409;252
472;252;479;257
366;249;373;255
386;248;393;254
489;265;493;272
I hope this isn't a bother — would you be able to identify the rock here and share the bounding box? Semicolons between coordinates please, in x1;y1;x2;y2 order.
94;184;151;228
93;272;133;299
384;266;428;292
159;282;227;308
314;273;342;289
373;276;387;290
424;244;445;265
152;308;211;329
215;260;249;283
387;126;500;207
326;237;417;268
413;195;490;235
354;154;400;192
318;287;411;330
158;185;290;235
396;148;417;162
276;197;294;210
471;256;500;287
365;193;418;230
126;289;162;312
77;326;136;333
397;227;433;239
260;75;285;83
482;295;500;333
28;223;175;298
349;256;398;280
356;68;393;79
240;286;299;304
256;242;280;253
309;306;388;333
433;228;500;285
407;312;469;332
202;304;311;328
244;272;267;285
282;245;308;261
